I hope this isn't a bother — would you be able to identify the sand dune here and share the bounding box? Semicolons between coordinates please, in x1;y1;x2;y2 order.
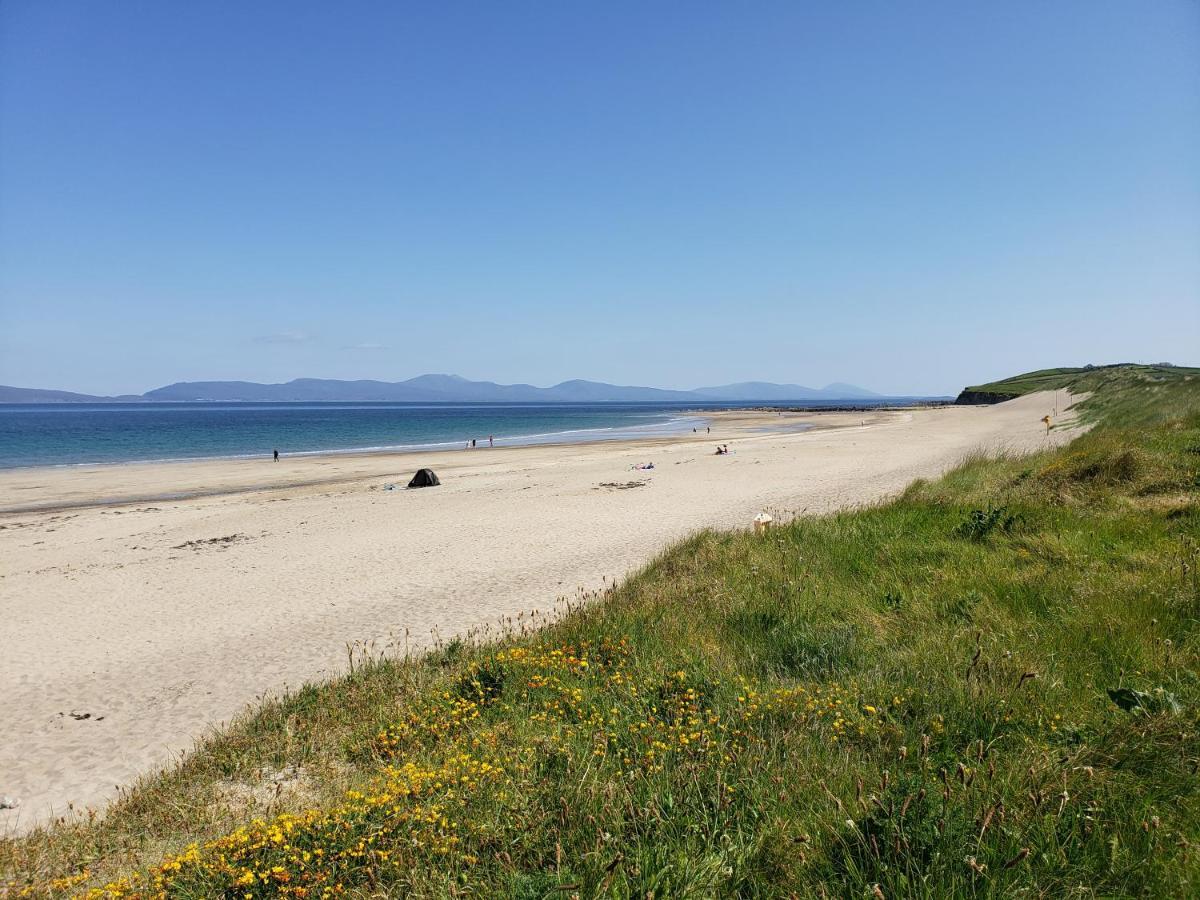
0;393;1080;833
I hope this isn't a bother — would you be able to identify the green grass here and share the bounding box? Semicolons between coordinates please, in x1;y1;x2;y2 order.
4;378;1200;898
960;363;1200;426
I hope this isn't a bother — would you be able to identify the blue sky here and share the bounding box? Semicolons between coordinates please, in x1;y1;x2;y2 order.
1;2;1197;396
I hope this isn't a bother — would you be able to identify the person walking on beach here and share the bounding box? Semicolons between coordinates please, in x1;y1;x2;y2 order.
489;435;494;447
273;449;279;462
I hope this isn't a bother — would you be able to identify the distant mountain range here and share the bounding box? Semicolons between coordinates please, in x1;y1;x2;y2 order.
0;375;885;404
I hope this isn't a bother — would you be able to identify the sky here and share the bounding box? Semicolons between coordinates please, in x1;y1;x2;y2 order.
1;2;1197;397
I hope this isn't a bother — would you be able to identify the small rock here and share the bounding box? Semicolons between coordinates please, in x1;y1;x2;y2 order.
0;796;20;810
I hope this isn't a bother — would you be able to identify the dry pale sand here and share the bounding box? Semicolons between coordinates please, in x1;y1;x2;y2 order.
0;392;1080;833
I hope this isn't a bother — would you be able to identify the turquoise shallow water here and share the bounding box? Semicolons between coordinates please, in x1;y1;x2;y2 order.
0;402;706;469
0;399;921;469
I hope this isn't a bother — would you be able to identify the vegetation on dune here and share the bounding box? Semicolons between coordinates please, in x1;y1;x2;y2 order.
959;363;1200;424
3;376;1199;898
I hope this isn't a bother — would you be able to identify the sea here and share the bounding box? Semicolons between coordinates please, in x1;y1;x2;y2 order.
0;400;926;470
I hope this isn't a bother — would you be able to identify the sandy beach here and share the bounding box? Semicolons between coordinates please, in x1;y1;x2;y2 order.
0;393;1079;833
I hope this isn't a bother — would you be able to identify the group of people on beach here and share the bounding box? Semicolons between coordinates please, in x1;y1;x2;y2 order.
274;434;720;465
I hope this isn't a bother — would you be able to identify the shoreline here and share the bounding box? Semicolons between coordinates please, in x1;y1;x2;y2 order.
0;412;711;474
0;401;949;476
0;408;847;515
0;395;1076;833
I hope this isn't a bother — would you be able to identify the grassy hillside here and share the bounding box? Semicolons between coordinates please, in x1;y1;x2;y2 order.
4;377;1199;898
959;363;1200;425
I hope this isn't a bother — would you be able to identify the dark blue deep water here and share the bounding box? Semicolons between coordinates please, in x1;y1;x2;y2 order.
0;400;921;469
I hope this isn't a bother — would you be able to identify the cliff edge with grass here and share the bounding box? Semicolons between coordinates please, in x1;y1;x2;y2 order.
956;363;1200;418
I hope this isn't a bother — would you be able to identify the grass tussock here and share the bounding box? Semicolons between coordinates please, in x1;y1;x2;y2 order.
3;403;1200;897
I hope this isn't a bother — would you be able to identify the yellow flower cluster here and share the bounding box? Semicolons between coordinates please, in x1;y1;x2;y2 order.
29;637;894;898
17;870;91;897
72;752;511;899
374;694;483;755
736;681;905;744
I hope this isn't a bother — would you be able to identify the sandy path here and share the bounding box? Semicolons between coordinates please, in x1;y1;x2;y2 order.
0;393;1078;833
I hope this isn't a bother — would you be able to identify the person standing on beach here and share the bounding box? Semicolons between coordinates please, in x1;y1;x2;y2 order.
273;449;279;462
489;435;494;447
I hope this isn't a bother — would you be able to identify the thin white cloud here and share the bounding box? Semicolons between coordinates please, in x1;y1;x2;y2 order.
254;330;312;344
344;342;388;350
